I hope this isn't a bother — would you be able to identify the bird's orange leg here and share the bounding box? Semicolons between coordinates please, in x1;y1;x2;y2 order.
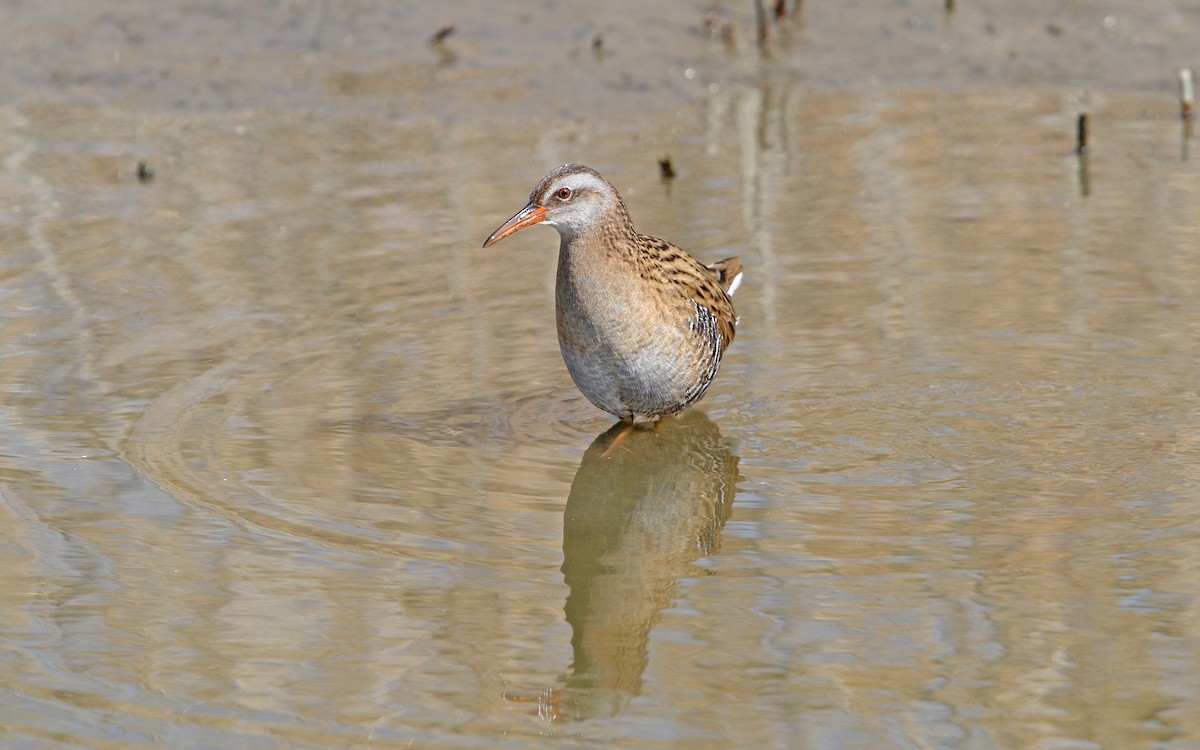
600;418;637;457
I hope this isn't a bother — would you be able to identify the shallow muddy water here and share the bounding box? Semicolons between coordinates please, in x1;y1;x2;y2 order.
3;2;1200;749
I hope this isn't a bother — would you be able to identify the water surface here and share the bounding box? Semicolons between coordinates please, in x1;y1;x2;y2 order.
3;4;1200;749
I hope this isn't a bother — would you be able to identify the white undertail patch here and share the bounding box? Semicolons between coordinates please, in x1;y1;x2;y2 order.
726;270;743;297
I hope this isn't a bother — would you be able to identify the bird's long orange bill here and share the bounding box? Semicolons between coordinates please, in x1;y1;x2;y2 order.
482;204;548;248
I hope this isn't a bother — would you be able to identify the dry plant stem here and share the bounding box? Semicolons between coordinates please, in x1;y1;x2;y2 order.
755;0;768;51
1180;68;1194;121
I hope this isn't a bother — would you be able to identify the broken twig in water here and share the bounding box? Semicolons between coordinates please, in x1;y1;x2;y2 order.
1180;68;1194;121
755;0;769;52
1075;114;1090;196
429;25;456;64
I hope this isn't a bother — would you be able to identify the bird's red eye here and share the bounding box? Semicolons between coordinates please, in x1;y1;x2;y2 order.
555;187;572;201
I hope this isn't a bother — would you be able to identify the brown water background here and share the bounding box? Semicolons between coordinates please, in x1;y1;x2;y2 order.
2;1;1199;748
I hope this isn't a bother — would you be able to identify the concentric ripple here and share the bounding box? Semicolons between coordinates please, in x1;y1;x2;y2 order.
126;324;602;560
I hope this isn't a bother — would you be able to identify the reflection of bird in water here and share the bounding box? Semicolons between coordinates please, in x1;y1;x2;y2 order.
514;411;739;721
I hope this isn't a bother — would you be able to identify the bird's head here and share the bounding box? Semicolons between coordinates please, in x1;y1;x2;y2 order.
483;163;628;247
